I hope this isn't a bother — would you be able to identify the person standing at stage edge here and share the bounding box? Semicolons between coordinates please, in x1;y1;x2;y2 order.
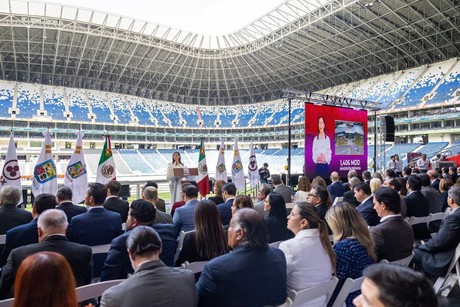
259;163;270;184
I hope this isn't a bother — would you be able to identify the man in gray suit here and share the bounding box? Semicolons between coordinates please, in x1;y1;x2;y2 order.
254;184;272;215
271;174;293;204
100;226;196;307
142;186;172;224
370;187;414;262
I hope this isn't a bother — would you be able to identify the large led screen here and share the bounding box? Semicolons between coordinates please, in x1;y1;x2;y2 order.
305;104;368;179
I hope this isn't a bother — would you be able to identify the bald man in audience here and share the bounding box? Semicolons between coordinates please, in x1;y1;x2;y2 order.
327;171;345;203
142;186;173;224
370;188;414;262
0;209;92;299
0;186;32;235
428;169;440;191
100;226;196;307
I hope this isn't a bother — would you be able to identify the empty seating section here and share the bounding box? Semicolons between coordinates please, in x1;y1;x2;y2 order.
417;142;449;158
361;73;400;104
219;106;237;127
290;99;305;124
427;60;460;104
42;85;67;121
396;61;453;109
161;102;181;127
16;82;41;119
108;94;132;124
138;150;168;174
200;106;218;128
267;101;289;126
118;150;154;174
252;103;275;127
129;97;153;126
0;80;14;117
67;88;91;122
379;67;424;109
87;90;112;123
349;78;379;100
180;104;199;127
237;105;258;127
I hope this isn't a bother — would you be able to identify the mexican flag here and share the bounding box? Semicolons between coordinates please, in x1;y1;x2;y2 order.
197;139;210;197
96;135;116;184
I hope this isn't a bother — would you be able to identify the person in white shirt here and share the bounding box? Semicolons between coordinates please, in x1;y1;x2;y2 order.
416;154;429;173
279;202;335;307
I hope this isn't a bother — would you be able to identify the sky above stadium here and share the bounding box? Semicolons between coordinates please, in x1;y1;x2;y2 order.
52;0;286;35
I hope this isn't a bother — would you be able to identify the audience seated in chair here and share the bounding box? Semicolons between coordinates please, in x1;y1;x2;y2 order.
353;263;437;307
103;180;129;223
263;192;294;243
0;186;32;235
404;175;431;240
142;186;173;224
56;186;87;223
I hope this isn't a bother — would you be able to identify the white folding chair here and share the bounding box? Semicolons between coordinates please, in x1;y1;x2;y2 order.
91;244;111;255
0;298;14;307
428;212;448;237
174;230;195;263
288;277;338;307
331;276;364;307
407;215;429;227
75;279;125;302
181;260;209;274
433;243;460;297
333;197;343;206
0;234;6;245
270;241;282;249
390;251;414;267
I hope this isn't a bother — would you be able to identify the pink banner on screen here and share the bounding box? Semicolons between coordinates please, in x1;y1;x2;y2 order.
304;103;368;179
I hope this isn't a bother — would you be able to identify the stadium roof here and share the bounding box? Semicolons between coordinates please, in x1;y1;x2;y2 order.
0;0;459;105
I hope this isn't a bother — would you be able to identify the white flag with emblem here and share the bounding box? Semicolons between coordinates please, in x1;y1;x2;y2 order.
247;143;259;188
32;130;57;196
215;138;227;182
64;132;88;204
231;139;245;191
1;133;23;203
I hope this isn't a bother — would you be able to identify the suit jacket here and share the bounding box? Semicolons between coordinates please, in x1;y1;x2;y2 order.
104;197;129;222
431;178;440;192
0;235;92;299
327;181;345;202
217;198;234;226
100;223;177;281
100;260;197;307
56;201;87;223
357;197;380;226
421;186;441;213
0;219;39;267
404;191;430;240
0;205;32;235
154;208;173;225
417;208;460;276
342;190;360;207
208;196;224;206
173;199;200;237
274;185;293;204
196;245;287;307
253;200;266;216
315;203;328;221
156;198;166;213
67;207;122;277
370;215;414;261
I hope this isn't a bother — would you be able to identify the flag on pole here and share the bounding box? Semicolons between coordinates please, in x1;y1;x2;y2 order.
1;133;23;203
215;138;227;182
32;130;57;196
231;139;245;191
197;138;210;197
64;132;88;204
247;143;259;188
96;135;116;184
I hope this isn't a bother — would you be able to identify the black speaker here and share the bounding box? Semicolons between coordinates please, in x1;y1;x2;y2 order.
385;116;395;142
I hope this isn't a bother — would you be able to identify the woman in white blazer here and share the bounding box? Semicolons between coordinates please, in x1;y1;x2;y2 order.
279;203;335;307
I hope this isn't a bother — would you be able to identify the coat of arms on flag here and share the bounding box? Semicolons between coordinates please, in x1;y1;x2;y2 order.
34;159;56;184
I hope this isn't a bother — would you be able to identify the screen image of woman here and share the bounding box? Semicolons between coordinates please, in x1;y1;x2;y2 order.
312;116;332;178
166;151;185;204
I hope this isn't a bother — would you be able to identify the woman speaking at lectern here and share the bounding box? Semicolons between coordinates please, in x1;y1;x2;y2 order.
167;151;185;205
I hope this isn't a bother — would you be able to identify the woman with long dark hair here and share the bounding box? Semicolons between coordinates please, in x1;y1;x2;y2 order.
175;199;229;267
166;151;185;204
312;116;331;178
279;203;335;306
264;192;294;243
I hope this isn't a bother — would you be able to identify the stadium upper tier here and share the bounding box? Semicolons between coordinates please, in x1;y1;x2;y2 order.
1;58;460;128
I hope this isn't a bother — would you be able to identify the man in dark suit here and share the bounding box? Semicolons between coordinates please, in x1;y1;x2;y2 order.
0;193;57;266
144;181;166;212
413;185;460;276
370;188;414;262
354;182;379;226
342;170;358;192
362;170;372;185
327;171;345;203
271;174;293;204
68;182;123;277
428;170;440;192
0;209;92;299
217;182;236;226
100;200;176;281
142;186;172;224
104;180;129;222
0;186;32;234
100;226;196;307
56;186;87;223
342;177;361;207
404;175;430;240
196;208;287;306
419;173;441;213
173;185;200;237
